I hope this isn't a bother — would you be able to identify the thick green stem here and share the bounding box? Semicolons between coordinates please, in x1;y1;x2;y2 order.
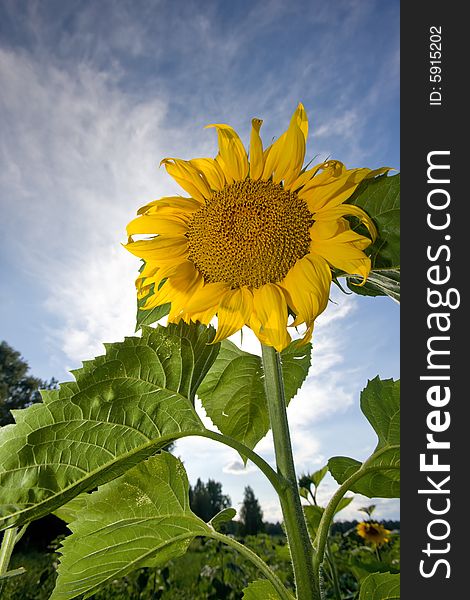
210;531;292;600
0;527;18;594
261;344;319;600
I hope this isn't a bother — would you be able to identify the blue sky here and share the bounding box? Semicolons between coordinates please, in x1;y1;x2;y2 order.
0;0;399;522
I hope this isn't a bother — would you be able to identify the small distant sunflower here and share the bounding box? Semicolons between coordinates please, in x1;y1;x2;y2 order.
125;104;387;351
356;522;391;546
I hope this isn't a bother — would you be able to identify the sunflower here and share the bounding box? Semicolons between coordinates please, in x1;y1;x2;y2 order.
125;104;387;351
356;522;391;546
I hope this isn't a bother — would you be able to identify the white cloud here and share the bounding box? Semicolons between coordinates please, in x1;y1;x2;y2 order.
314;110;360;141
1;48;204;368
223;460;258;475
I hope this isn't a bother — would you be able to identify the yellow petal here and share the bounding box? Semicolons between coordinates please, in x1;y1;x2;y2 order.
124;235;188;261
293;102;308;140
309;219;344;240
251;284;291;352
311;217;374;248
215;153;234;185
314;204;377;241
262;103;307;184
126;214;189;237
280;254;331;328
136;261;160;297
261;130;286;181
249;118;264;180
262;143;272;164
310;223;372;283
146;261;202;313
285;161;332;192
206;124;249;181
161;158;212;202
139;259;189;294
366;167;393;179
296;322;315;347
190;158;226;191
273;123;305;185
137;260;160;282
300;166;373;212
182;305;218;326
185;282;231;312
212;287;253;343
302;161;346;189
137;196;201;215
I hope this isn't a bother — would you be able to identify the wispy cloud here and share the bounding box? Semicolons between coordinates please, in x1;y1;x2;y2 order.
1;47;187;370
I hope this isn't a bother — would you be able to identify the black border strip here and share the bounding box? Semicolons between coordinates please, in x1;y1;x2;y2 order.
401;2;465;597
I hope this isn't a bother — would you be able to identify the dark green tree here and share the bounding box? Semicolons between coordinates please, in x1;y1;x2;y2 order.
189;478;231;522
0;341;57;426
240;486;264;536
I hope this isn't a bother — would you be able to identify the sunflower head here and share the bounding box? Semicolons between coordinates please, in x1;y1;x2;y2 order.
125;104;387;351
356;522;391;546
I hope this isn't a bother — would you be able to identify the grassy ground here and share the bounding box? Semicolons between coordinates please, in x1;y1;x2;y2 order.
2;529;399;599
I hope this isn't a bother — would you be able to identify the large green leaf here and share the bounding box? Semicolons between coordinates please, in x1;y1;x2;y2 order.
242;579;294;600
361;377;399;449
345;174;400;301
51;453;211;600
198;339;311;452
329;454;399;498
0;323;219;530
329;378;400;498
359;572;400;600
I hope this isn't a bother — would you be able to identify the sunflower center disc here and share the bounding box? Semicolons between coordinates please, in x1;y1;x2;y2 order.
186;179;313;288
